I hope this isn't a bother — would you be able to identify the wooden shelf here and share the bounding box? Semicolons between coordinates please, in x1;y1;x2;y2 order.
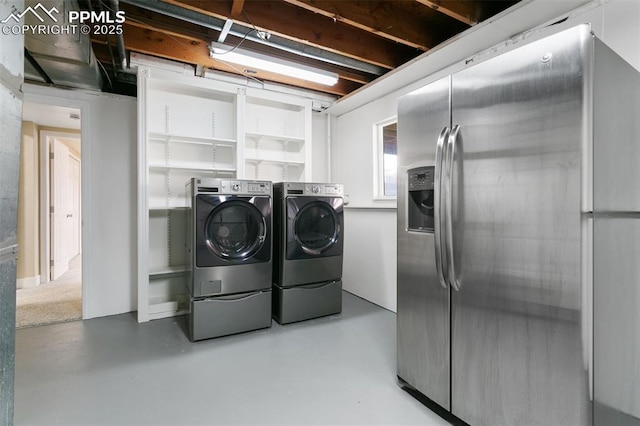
149;309;188;321
244;158;305;166
149;265;187;278
245;132;304;143
148;205;188;211
148;162;236;173
149;132;236;146
244;148;304;165
148;301;188;320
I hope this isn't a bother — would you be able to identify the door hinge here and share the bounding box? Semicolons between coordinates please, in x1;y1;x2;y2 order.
50;260;54;267
50;206;54;213
50;152;54;159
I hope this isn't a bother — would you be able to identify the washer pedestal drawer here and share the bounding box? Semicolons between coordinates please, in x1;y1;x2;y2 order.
188;289;272;341
273;279;342;325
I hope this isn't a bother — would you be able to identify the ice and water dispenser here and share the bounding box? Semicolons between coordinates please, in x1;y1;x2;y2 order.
407;166;435;232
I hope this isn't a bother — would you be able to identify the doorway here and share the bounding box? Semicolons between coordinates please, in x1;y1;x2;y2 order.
16;103;83;328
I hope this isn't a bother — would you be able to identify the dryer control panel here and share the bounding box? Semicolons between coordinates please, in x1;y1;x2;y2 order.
222;180;271;195
285;182;343;197
321;185;343;196
191;178;271;196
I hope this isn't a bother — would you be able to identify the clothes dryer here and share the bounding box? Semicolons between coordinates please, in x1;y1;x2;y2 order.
185;178;272;341
272;182;344;324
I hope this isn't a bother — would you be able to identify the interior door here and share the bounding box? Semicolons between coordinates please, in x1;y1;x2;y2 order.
50;139;72;280
69;155;81;257
449;28;591;425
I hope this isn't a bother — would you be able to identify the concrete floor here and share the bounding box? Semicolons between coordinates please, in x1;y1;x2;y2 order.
14;291;452;426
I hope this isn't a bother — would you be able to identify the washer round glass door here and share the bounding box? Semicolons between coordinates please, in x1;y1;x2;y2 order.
293;201;340;255
204;200;266;261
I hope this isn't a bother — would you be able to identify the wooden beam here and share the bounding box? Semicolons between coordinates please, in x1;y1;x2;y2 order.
230;0;245;17
281;0;437;51
120;3;218;42
114;23;359;96
121;4;376;85
415;0;481;26
163;0;419;69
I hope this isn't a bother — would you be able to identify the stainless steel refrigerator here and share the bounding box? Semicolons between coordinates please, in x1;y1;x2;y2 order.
397;24;640;426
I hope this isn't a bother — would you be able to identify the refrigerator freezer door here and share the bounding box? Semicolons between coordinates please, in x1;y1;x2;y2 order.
397;76;451;409
449;26;592;425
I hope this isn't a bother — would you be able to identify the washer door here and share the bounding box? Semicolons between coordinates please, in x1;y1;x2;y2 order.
196;196;271;267
286;197;344;260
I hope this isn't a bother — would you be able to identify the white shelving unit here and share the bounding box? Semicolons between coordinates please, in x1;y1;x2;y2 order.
137;68;241;322
137;68;313;322
240;88;312;182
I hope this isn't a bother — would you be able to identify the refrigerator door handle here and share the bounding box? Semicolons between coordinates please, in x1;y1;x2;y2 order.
446;125;461;291
434;126;450;289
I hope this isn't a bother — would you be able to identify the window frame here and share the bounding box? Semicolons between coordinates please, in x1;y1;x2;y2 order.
372;116;398;202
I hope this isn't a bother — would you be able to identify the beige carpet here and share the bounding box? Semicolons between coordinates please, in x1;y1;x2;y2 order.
16;256;82;328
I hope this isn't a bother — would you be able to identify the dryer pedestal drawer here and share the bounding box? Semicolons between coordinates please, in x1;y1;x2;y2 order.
279;256;343;287
273;279;342;324
188;289;272;341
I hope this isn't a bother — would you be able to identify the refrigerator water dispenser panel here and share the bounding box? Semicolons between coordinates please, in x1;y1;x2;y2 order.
408;166;435;232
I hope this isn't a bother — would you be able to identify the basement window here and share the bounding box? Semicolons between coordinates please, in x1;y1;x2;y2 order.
373;117;397;199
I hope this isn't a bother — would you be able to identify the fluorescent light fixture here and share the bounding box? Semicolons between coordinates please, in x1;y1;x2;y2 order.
210;42;338;86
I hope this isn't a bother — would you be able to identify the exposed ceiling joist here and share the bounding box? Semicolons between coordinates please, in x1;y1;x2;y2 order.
415;0;479;25
97;23;360;96
118;3;377;85
163;0;420;69
415;0;513;26
120;3;219;43
281;0;444;51
230;0;245;17
25;0;521;98
121;0;387;75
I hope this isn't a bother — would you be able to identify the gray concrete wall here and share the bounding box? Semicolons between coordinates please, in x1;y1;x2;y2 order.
0;1;24;424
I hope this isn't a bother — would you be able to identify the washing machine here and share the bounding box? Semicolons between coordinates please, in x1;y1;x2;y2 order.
272;182;344;324
185;177;272;341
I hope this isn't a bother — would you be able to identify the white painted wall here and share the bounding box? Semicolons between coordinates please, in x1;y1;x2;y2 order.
17;121;39;288
342;208;397;310
331;0;640;312
331;94;397;309
23;84;137;319
21;81;329;320
311;112;329;183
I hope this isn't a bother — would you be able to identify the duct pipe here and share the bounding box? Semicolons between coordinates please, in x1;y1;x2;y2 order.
326;112;332;182
120;0;385;76
109;0;132;72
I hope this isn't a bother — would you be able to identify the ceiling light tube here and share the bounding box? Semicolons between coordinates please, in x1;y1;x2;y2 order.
210;42;339;86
